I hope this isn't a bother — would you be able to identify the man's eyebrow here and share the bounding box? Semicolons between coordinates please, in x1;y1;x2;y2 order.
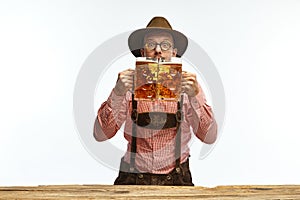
145;39;155;42
161;40;173;43
145;39;173;43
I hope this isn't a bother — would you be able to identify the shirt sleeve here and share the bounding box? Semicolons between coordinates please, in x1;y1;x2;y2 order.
186;84;218;144
93;89;130;141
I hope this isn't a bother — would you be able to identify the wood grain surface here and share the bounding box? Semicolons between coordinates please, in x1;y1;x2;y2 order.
0;185;299;199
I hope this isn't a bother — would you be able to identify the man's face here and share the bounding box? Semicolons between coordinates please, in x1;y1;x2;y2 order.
141;31;177;61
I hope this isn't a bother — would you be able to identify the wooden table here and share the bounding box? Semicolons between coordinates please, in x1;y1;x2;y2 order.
0;185;299;199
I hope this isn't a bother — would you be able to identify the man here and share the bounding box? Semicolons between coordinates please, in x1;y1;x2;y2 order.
94;16;217;186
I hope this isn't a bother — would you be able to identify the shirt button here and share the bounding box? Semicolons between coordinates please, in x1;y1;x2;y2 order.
138;174;144;179
166;175;172;180
175;167;181;174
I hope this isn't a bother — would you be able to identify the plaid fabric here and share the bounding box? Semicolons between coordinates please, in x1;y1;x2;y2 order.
95;85;217;174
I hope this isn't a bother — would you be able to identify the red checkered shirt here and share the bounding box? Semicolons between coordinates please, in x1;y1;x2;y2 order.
94;84;217;174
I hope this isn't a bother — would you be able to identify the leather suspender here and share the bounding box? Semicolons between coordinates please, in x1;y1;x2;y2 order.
130;93;138;172
129;94;183;173
175;95;183;172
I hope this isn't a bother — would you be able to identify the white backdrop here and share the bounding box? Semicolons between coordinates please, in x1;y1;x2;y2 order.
1;0;300;187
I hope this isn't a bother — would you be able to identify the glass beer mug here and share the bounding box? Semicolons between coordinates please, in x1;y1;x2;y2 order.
134;57;182;101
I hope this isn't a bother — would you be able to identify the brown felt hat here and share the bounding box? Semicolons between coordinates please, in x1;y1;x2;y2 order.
128;16;188;57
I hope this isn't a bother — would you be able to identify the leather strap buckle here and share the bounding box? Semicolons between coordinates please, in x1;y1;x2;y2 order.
176;110;183;122
131;109;138;122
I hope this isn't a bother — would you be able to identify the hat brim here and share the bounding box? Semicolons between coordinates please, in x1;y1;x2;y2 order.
128;27;188;57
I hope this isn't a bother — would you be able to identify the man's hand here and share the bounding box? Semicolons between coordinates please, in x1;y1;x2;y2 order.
114;68;135;96
181;71;200;97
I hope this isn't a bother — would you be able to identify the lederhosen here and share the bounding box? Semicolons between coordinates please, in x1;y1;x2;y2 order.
114;93;194;186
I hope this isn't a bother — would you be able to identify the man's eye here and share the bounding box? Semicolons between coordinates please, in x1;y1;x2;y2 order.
147;43;156;48
161;42;170;48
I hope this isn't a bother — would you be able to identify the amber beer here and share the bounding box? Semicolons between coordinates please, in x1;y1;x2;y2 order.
134;57;182;101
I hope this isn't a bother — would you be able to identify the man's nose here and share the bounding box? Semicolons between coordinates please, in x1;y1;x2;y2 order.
155;44;162;53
